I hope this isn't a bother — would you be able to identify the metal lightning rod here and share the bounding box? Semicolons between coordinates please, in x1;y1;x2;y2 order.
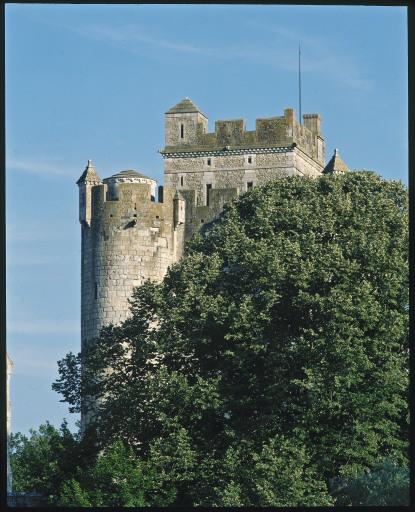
299;42;302;125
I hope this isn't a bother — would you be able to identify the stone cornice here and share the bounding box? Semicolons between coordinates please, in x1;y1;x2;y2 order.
160;144;296;159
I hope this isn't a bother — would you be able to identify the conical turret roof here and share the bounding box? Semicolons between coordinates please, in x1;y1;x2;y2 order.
76;160;102;185
166;97;207;117
323;149;349;175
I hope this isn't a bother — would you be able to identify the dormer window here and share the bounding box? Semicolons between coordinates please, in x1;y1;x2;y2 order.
180;124;184;139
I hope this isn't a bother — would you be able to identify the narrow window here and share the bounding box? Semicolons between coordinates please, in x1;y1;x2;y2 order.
207;158;211;166
180;176;184;186
247;181;253;191
248;156;252;164
180;124;184;139
94;283;98;300
206;184;212;206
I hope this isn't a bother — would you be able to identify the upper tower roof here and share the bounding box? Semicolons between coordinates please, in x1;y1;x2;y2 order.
108;170;155;181
103;169;156;185
166;97;207;118
323;149;349;175
76;160;102;185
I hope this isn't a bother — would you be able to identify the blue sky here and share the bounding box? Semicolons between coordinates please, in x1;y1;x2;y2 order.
6;4;408;435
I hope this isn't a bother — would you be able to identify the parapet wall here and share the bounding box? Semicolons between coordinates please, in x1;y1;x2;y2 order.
163;108;324;166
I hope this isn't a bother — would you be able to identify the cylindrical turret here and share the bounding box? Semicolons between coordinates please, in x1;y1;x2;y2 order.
77;166;186;428
77;160;102;226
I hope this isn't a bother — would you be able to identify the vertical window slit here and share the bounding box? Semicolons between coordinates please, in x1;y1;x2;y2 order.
206;184;212;206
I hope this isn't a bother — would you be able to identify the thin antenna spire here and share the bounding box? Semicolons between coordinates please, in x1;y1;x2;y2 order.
299;42;302;125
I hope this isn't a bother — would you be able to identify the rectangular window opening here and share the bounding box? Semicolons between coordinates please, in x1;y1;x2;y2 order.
207;158;211;166
248;156;252;164
206;184;212;206
180;176;184;186
180;124;184;139
247;182;253;191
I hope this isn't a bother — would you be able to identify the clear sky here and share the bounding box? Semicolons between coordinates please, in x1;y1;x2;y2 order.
6;4;408;435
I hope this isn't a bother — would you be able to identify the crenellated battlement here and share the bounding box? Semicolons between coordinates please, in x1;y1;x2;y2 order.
163;102;324;166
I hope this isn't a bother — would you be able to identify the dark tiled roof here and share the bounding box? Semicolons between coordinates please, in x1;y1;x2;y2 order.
76;160;101;185
323;149;349;175
107;169;155;181
166;97;207;117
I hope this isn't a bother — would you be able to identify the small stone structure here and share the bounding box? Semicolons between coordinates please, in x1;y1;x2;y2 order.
78;98;348;427
7;354;13;494
7;492;47;508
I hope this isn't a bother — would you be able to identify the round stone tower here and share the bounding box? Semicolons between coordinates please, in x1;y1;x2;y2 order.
77;162;185;427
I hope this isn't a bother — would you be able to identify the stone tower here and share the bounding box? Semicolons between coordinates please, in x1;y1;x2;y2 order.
78;98;347;427
77;164;186;427
161;98;327;240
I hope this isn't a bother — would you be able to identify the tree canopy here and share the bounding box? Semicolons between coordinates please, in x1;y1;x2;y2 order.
52;171;408;506
9;421;83;499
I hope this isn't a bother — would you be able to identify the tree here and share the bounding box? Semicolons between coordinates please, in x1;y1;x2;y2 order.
57;440;176;507
329;458;409;506
54;172;409;506
9;420;84;502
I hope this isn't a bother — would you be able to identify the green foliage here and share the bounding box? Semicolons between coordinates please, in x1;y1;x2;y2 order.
9;420;83;503
58;479;92;507
330;458;409;506
208;436;333;506
57;440;166;507
53;172;409;506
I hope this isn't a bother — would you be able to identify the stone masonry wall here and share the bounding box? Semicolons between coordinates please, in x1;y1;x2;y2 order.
293;147;324;177
165;112;208;146
163;145;326;223
164;149;298;208
164;108;324;160
81;183;184;346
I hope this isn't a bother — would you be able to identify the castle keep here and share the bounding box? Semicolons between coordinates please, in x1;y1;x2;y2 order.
77;98;347;362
